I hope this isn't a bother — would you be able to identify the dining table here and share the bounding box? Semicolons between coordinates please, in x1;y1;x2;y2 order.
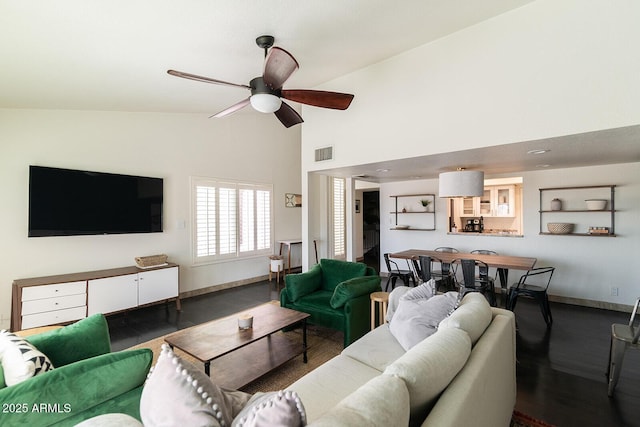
389;249;538;303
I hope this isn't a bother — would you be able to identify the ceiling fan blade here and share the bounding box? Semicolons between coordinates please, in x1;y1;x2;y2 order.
281;89;354;110
274;101;304;128
210;97;251;118
263;47;299;90
167;70;250;90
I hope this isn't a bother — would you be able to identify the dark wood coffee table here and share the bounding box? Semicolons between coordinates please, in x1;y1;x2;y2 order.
164;302;310;390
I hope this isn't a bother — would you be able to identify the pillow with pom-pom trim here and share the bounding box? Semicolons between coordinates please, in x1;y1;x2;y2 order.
231;390;306;427
140;344;251;427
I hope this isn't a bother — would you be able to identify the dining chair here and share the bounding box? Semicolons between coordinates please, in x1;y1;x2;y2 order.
457;258;497;306
506;267;555;326
431;247;459;292
607;297;640;397
418;255;442;283
470;249;501;302
383;253;416;292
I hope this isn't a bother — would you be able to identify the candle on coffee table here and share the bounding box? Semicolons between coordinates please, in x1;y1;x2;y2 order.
238;314;253;330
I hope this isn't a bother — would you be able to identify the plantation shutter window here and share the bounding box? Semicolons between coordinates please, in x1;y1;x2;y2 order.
192;178;273;265
331;177;346;259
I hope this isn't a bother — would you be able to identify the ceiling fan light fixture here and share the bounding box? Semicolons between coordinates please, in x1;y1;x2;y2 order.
250;93;282;113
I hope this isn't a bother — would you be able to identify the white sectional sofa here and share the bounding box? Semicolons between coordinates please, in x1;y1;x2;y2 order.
288;291;517;427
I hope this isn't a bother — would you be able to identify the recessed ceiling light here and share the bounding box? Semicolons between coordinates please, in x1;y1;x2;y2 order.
376;168;390;173
536;164;551;168
527;149;550;155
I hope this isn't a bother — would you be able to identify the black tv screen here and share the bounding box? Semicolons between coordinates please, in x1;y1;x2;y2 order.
29;166;163;237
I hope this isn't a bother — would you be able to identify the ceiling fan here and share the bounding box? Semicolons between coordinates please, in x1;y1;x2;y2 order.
167;35;354;128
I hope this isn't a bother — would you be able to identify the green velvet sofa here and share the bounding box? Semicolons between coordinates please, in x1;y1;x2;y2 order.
0;314;152;427
280;258;381;347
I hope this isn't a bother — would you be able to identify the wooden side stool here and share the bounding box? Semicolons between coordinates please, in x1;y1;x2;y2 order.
370;291;389;330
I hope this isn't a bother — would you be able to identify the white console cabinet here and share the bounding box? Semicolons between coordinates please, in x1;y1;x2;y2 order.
138;267;179;305
88;275;139;316
12;264;180;331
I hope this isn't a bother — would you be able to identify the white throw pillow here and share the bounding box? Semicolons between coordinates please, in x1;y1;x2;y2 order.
231;390;307;427
385;279;437;323
385;286;411;322
0;330;54;386
140;344;251;427
400;279;437;301
388;291;458;351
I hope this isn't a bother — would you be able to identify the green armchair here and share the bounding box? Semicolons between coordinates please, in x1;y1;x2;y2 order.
280;258;381;347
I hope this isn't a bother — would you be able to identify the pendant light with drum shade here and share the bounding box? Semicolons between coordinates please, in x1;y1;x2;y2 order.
438;168;484;198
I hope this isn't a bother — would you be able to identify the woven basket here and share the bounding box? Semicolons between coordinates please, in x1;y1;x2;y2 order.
135;254;168;268
547;223;574;234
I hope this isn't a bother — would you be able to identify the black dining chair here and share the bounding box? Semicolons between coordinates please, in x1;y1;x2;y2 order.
383;253;416;292
506;267;556;326
418;255;442;283
431;247;458;292
607;297;640;397
458;258;497;306
470;249;501;302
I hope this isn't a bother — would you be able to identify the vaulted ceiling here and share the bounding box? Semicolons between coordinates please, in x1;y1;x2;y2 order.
2;1;638;180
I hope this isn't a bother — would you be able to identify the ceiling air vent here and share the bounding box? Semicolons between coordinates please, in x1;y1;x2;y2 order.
315;146;333;162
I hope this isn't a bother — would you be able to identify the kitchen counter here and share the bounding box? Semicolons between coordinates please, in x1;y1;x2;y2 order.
448;231;523;238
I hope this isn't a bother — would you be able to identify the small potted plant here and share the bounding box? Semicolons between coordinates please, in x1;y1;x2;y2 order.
420;199;431;211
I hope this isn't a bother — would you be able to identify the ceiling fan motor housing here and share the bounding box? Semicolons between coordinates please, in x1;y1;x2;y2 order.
250;77;280;96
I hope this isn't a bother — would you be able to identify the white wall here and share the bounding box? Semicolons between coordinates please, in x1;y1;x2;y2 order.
298;0;640;307
301;0;640;171
0;109;301;329
378;163;640;306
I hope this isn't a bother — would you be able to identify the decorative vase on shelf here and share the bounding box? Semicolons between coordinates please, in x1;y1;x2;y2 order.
550;198;562;211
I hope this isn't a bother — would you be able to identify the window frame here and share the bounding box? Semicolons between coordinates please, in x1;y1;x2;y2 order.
329;176;346;260
191;176;273;266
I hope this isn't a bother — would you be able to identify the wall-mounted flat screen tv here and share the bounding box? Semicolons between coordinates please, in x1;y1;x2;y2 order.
29;165;163;237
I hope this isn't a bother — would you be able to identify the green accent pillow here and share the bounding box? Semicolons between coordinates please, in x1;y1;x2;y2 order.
320;259;367;292
26;313;111;368
330;276;382;309
0;348;152;426
286;264;323;302
0;365;5;389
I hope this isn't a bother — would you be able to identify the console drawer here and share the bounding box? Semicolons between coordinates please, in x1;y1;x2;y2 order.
21;293;87;316
22;281;86;301
21;306;87;330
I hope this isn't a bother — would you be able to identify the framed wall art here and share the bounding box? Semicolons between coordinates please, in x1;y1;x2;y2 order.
285;193;302;207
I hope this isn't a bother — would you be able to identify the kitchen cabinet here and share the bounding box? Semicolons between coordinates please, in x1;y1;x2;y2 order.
539;185;616;236
460;196;480;216
458;185;516;218
390;194;435;231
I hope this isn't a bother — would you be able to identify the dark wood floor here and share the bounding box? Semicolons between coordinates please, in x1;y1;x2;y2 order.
108;281;640;427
